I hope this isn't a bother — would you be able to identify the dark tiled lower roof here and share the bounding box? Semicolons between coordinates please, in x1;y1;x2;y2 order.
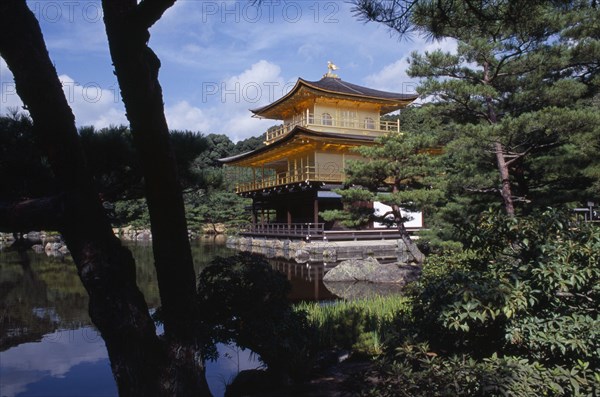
218;126;376;164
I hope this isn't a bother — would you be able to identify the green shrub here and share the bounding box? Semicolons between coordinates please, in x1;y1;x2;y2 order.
359;209;600;396
357;343;600;397
113;198;150;228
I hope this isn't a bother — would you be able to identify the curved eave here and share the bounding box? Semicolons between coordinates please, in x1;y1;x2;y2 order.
218;126;376;166
251;78;418;119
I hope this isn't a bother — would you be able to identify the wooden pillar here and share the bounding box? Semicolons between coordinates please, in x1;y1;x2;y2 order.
294;158;298;181
313;196;319;225
287;204;292;226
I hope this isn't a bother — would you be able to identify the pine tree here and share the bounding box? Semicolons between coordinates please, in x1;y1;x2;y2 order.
353;0;600;218
322;127;443;263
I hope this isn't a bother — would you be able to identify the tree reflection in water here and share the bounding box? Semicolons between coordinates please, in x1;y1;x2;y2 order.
0;237;357;396
0;238;241;397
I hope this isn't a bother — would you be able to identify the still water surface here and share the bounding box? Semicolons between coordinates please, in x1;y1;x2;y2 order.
0;238;337;397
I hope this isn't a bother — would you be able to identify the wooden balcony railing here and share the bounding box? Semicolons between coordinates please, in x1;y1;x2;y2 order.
235;165;344;193
265;112;400;144
241;222;325;238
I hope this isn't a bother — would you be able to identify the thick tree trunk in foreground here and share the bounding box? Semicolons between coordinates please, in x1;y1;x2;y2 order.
101;0;198;342
101;0;211;394
0;1;211;395
0;1;165;395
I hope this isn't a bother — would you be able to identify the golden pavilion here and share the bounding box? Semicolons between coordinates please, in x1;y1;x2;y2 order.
220;66;418;239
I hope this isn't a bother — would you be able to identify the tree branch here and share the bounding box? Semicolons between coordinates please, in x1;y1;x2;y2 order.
350;0;419;37
0;195;66;233
505;141;560;167
135;0;177;30
464;187;499;194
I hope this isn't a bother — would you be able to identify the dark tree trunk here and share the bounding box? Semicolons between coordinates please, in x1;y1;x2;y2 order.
0;1;166;395
494;141;515;217
0;0;211;395
397;218;425;264
101;0;211;395
101;0;198;341
484;61;515;217
391;185;424;264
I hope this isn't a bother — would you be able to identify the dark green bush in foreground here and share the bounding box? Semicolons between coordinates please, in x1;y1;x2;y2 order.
197;254;314;383
358;210;600;396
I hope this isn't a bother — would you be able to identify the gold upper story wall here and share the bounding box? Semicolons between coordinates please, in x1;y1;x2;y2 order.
252;73;417;145
264;97;401;145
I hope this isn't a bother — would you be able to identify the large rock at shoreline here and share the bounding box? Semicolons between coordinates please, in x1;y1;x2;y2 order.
323;257;420;284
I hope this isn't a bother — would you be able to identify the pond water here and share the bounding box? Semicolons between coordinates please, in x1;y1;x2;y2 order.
0;237;340;397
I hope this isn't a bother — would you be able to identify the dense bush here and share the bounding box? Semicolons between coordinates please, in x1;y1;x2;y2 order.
358;343;598;397
357;210;600;396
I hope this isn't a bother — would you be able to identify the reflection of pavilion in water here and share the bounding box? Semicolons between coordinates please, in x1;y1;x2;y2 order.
267;258;409;302
269;258;338;302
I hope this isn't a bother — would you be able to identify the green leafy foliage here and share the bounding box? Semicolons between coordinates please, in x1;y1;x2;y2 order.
320;196;374;229
0;115;268;231
113;198;150;228
358;343;599;397
185;190;250;233
79;125;143;201
321;129;443;257
360;210;600;396
0;111;56;201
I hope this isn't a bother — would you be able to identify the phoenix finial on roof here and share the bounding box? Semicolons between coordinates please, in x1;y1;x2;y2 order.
324;61;340;78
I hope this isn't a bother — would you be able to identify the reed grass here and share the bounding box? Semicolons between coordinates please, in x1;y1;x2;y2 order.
294;295;412;355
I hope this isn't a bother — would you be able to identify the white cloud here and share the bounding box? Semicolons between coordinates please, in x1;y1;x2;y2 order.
162;60;288;139
0;328;108;397
224;60;286;107
423;38;458;54
165;100;214;132
58;74;127;129
363;38;457;96
88;107;129;130
205;343;261;397
1;67;126;129
4;1;461;142
223;112;274;142
1;59;25;115
365;59;414;93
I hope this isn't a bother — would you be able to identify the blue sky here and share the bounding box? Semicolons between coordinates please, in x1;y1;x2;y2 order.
0;0;455;141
